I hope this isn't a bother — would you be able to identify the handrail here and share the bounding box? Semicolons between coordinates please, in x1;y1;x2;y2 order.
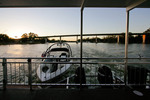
0;57;150;90
1;62;150;64
0;57;150;59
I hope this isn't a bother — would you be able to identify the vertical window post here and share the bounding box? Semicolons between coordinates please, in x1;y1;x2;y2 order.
124;10;129;86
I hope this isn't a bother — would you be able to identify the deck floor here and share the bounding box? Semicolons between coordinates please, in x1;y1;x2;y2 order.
0;87;150;100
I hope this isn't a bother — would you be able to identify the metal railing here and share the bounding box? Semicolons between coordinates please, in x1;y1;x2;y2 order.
0;57;150;90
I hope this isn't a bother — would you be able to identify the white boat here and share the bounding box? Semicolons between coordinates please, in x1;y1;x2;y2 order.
37;42;72;82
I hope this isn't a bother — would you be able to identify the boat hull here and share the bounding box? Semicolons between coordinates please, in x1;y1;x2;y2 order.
37;61;72;82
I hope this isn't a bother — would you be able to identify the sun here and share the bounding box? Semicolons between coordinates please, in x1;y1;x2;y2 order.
14;35;21;39
6;25;31;39
7;28;31;39
8;32;22;39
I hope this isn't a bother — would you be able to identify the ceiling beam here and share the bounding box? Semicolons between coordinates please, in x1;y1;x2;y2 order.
126;0;147;11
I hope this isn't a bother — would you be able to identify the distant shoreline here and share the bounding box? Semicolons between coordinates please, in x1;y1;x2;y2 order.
1;32;150;45
0;41;149;45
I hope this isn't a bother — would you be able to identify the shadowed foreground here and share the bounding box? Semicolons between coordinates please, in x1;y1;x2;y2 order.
0;88;150;100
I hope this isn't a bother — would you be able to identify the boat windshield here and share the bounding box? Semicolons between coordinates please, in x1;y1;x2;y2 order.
50;48;69;52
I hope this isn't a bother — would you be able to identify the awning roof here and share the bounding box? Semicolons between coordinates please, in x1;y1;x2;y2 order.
0;0;150;8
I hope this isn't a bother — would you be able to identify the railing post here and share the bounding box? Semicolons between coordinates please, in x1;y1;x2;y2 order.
96;35;97;43
3;58;7;90
76;36;78;43
28;58;32;91
117;35;120;43
60;36;62;43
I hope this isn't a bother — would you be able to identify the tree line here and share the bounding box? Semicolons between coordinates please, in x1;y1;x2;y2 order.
0;28;150;45
78;35;142;43
78;28;150;43
0;32;66;44
78;34;150;43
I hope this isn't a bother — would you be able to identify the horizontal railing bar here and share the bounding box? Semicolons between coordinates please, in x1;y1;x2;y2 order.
127;62;150;64
24;83;126;86
0;57;150;59
6;83;150;86
127;84;150;86
3;83;150;86
33;84;125;86
5;62;124;64
4;62;150;64
7;83;28;85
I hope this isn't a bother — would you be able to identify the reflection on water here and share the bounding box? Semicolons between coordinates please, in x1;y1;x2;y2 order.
0;43;150;84
0;44;47;57
7;45;24;55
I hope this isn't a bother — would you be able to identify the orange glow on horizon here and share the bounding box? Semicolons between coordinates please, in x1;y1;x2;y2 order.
143;35;146;43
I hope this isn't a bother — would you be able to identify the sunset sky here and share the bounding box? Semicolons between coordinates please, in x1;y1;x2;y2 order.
0;8;150;39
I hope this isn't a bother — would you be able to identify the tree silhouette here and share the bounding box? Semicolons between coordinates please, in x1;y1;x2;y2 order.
21;32;38;43
21;33;28;38
0;34;9;41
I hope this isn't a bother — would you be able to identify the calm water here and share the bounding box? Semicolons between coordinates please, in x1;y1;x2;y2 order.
0;43;150;58
0;43;150;84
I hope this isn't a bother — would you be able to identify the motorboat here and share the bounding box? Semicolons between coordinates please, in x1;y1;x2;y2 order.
37;42;72;82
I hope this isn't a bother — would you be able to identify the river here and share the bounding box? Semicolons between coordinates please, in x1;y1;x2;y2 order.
0;43;150;58
0;43;150;84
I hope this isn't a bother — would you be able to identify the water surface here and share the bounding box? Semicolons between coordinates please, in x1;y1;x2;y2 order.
0;43;150;84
